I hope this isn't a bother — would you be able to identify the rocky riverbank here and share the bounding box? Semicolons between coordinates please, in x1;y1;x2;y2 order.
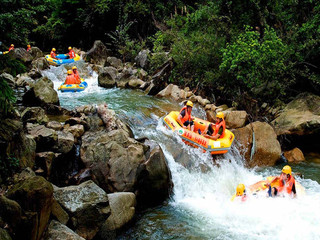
0;41;319;240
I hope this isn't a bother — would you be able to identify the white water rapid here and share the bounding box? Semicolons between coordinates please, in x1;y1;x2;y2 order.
42;63;320;240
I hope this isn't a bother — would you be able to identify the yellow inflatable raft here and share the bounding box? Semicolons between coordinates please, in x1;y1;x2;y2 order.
163;111;235;155
58;78;87;92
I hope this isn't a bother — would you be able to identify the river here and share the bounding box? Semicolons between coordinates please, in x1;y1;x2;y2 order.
42;63;320;240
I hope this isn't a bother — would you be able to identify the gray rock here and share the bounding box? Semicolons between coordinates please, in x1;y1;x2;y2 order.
23;76;59;106
11;48;33;62
135;49;150;68
29;47;44;60
21;107;49;124
98;66;117;88
46;121;63;131
54;131;74;154
102;192;136;231
28;124;58;152
64;124;85;139
83;40;109;66
223;110;248;129
53;181;110;240
106;56;123;69
45;220;85;240
51;199;69;225
32;57;50;71
128;78;145;89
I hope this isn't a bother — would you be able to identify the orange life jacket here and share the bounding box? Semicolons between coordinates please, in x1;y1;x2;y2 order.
50;51;57;59
278;175;295;194
8;47;14;51
73;70;81;84
179;106;191;124
68;49;75;59
27;47;31;51
65;75;77;85
213;119;226;138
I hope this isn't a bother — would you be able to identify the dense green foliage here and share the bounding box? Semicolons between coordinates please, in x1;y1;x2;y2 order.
0;75;16;117
1;0;320;105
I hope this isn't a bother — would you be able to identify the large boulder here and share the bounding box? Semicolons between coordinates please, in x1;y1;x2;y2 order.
10;48;33;62
0;195;23;230
53;131;74;154
272;93;320;136
51;199;69;225
80;129;146;192
53;180;111;240
101;192;136;231
233;121;281;167
27;124;58;152
6;176;53;240
21;107;49;124
98;66;117;88
29;47;44;60
106;56;123;69
137;140;172;207
0;119;36;169
31;57;50;71
23;76;59;106
135;49;150;68
116;68;137;88
84;40;109;66
64;124;85;139
44;220;85;240
224;110;248;129
157;84;181;101
15;74;34;87
284;148;305;163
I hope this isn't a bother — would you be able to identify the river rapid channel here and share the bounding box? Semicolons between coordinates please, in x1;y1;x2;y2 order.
42;63;320;240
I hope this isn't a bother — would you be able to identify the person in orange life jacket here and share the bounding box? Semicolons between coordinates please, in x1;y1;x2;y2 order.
267;165;296;198
177;101;195;132
72;66;81;84
50;48;57;59
64;70;77;85
233;183;248;202
200;112;225;140
27;44;31;51
68;46;75;59
8;44;14;51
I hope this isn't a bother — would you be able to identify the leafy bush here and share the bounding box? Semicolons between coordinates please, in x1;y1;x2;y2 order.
0;55;27;76
0;154;20;182
0;75;16;117
220;26;292;101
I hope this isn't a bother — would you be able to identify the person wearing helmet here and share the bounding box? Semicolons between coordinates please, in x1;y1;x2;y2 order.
68;46;76;59
72;66;81;84
177;101;195;132
50;48;57;59
64;69;77;85
8;44;14;51
27;44;31;51
231;183;247;202
201;112;225;140
267;165;296;198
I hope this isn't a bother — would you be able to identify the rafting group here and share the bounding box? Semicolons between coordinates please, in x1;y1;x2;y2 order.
232;165;304;202
163;100;235;155
0;43;31;55
46;46;81;66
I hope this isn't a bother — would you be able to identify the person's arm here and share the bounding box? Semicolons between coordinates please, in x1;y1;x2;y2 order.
292;182;296;198
177;110;186;128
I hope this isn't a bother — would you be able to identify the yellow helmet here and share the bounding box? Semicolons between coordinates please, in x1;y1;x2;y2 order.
236;184;245;196
216;112;224;119
27;44;31;47
282;165;292;175
72;66;77;70
68;46;72;50
11;44;14;47
52;48;56;51
67;70;73;75
186;101;193;108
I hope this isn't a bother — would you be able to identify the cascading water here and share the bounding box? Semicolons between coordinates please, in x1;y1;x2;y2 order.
42;63;320;240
